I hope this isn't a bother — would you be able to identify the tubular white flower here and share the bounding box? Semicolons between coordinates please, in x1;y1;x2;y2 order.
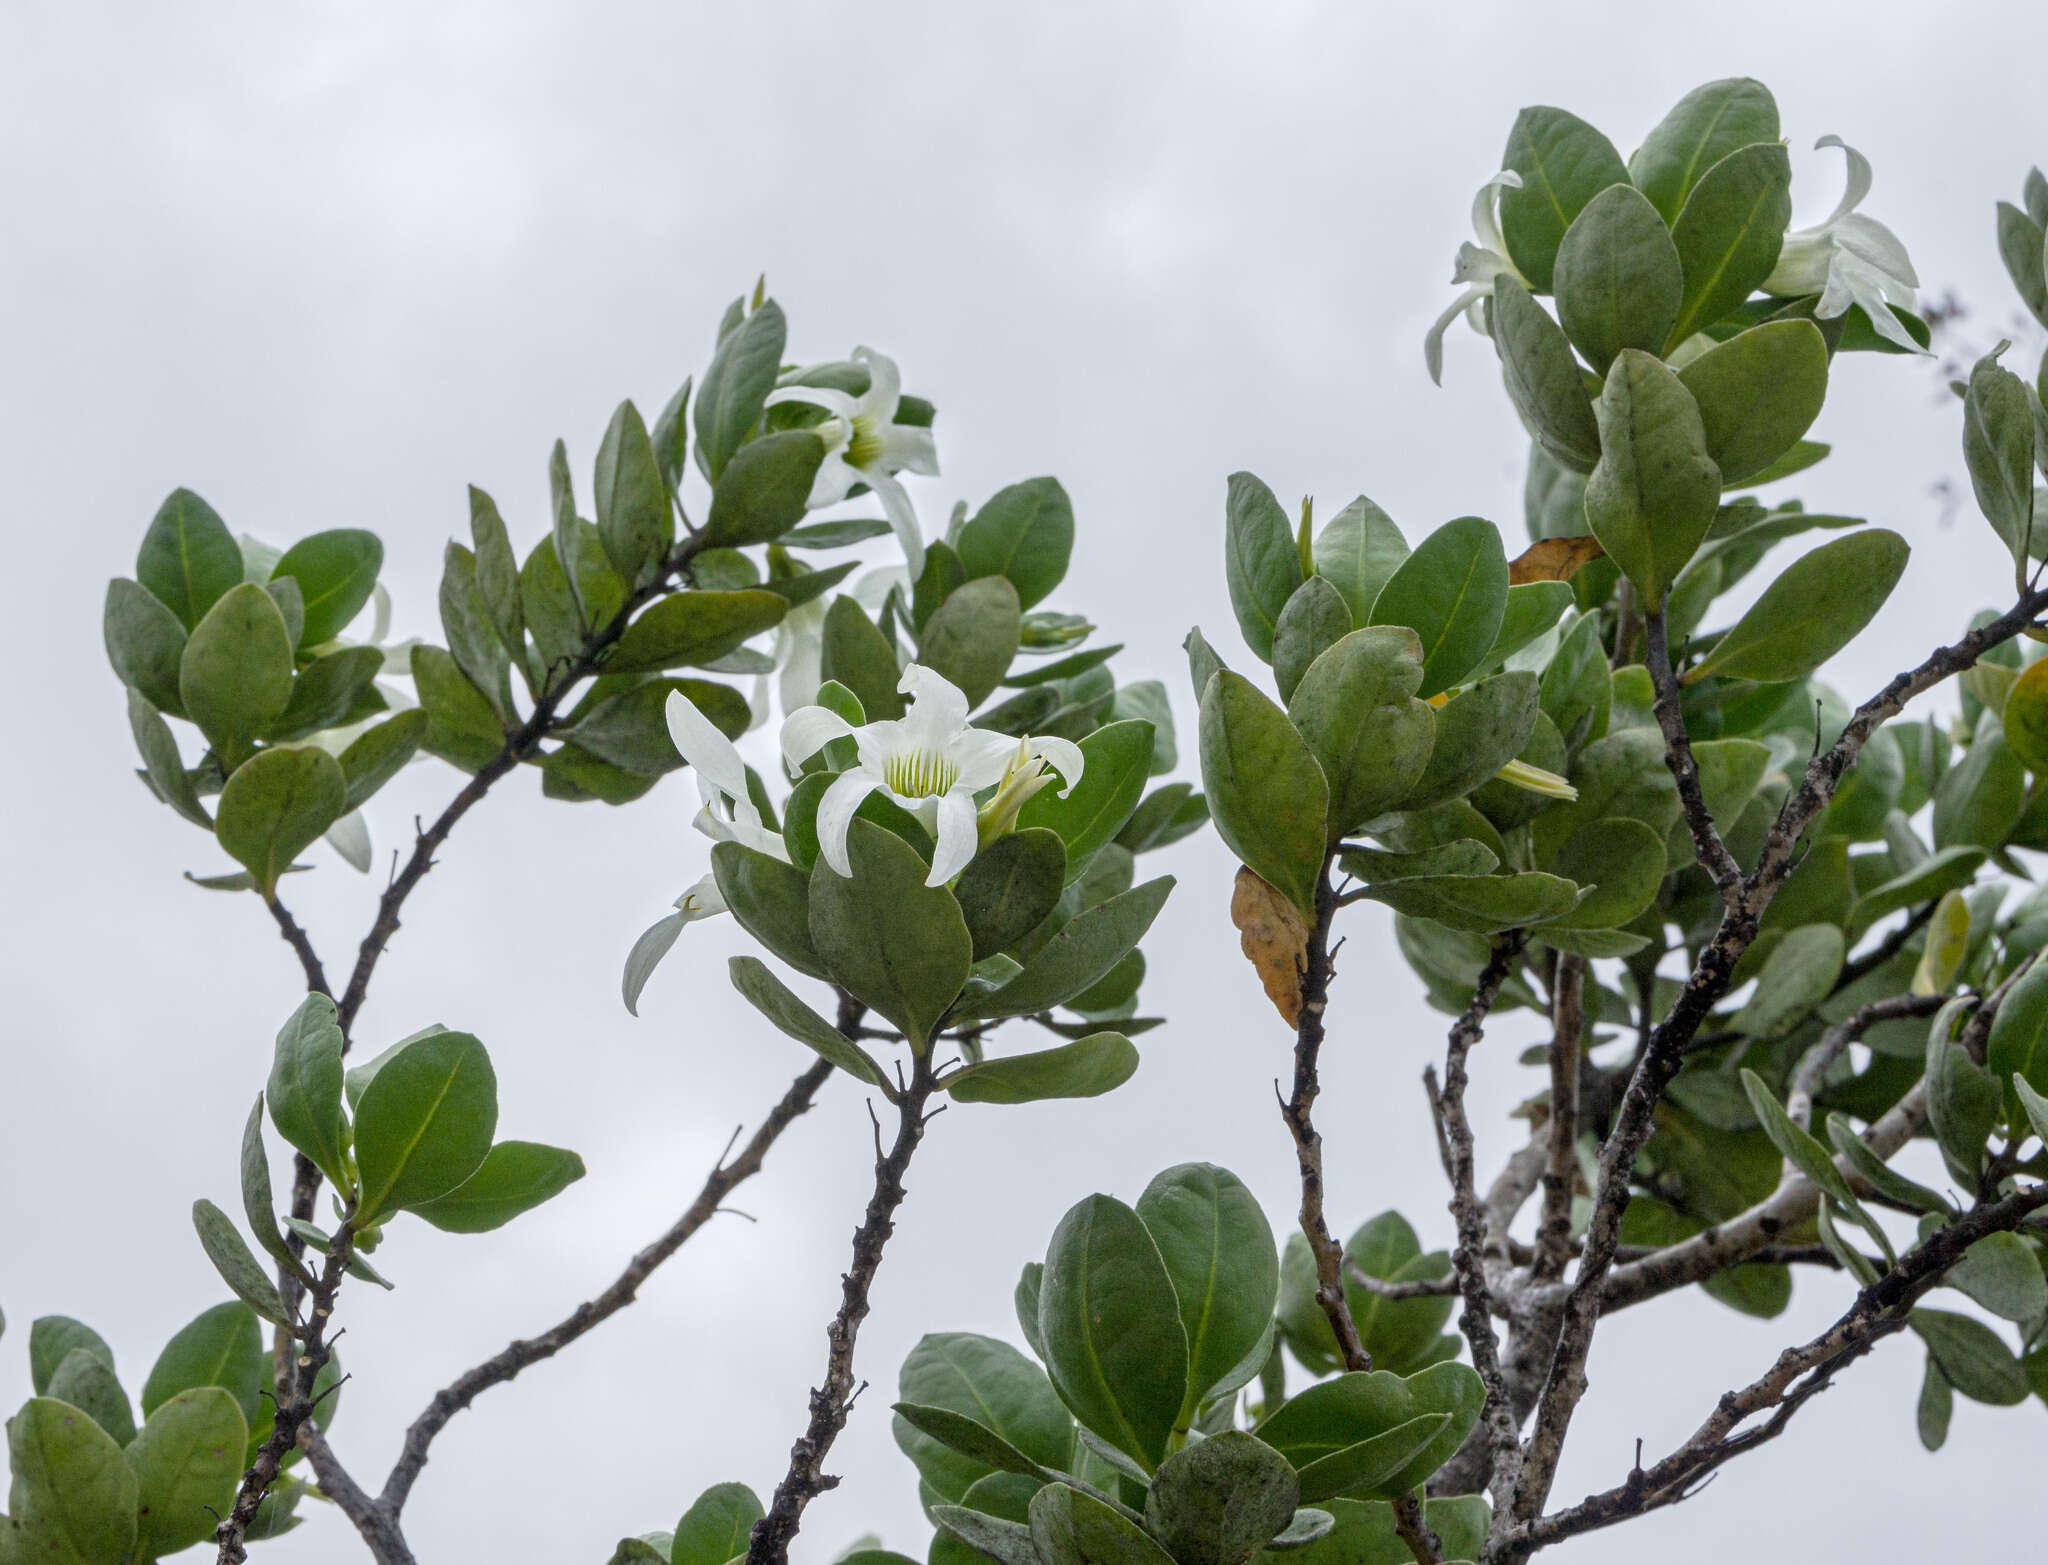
781;664;1083;888
1424;171;1527;385
1764;136;1926;354
763;347;940;579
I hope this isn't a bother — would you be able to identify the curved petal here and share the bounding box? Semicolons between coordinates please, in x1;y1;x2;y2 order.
878;421;940;478
854;564;912;611
623;909;687;1016
1027;733;1087;796
852;345;902;420
765;384;859;419
868;469;926;581
667;689;749;803
1832;212;1919;289
807;449;860;509
1424;285;1486;386
780;704;858;769
325;809;372;873
816;770;881;876
928;788;980;887
368;582;393;645
952;728;1022;790
899;664;971;750
1470;170;1522;258
675;870;729;917
1813;134;1873;227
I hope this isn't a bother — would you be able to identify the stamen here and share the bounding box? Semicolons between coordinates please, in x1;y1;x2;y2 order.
884;747;959;800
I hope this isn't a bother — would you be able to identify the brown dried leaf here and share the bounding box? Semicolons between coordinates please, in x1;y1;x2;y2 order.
1508;534;1606;584
1231;865;1308;1025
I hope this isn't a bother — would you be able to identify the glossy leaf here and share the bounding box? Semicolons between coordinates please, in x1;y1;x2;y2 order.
4;1397;139;1564
273;529;383;646
1143;1431;1299;1565
1224;472;1304;663
1134;1164;1278;1425
190;1200;292;1328
958;478;1076;611
1584;350;1721;605
1678;320;1830;484
137;488;242;631
352;1030;498;1222
1199;672;1328;915
809;820;971;1049
179;582;295;765
1629;78;1780;221
1684;530;1908;684
1665;140;1792;348
214;746;347;896
141;1303;264;1426
670;1481;765;1565
1553;182;1682;374
127;1387;247;1558
1366;515;1508;698
267;993;348;1187
1017;720;1155;871
727;955;893;1093
895;1333;1074;1506
1311;497;1408;626
407;1141;585;1233
1491;279;1601;474
608;590;787;676
953;878;1173;1022
1499;105;1629;290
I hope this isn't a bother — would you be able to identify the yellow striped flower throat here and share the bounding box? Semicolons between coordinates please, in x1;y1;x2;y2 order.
883;747;959;800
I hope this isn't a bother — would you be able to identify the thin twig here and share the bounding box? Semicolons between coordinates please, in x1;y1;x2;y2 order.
1531;954;1585;1284
1645;610;1743;901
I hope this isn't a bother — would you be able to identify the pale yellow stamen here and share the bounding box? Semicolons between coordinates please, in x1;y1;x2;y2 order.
884;747;959;799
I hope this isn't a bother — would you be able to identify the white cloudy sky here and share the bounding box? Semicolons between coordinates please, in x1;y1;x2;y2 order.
4;1;2046;1560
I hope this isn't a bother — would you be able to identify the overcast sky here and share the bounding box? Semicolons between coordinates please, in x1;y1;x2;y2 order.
4;2;2047;1560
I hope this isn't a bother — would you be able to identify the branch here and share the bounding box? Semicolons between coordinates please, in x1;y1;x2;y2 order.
1509;584;2048;1525
300;1425;413;1564
1423;934;1528;1545
379;1051;840;1522
747;1059;942;1565
264;894;332;998
1513;1181;2048;1556
1645;610;1743;901
1787;992;1949;1129
1531;954;1585;1285
214;1218;355;1561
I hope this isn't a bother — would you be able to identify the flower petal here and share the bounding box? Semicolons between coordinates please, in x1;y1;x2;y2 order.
869;469;926;582
667;690;750;803
878;421;940;477
765;384;859;419
952;728;1021;790
852;346;902;420
1813;135;1873;228
899;663;971;750
928;788;980;886
1027;733;1087;796
807;449;860;510
1470;170;1522;259
325;809;372;873
816;770;882;876
781;704;857;769
1424;285;1486;386
622;910;687;1016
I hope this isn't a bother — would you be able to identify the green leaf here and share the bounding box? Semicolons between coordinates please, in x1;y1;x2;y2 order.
1358;870;1580;934
1933;710;2026;852
946;1033;1140;1105
1224;472;1304;663
1910;1308;2030;1405
957;478;1076;611
1143;1431;1299;1565
214;746;347;896
2000;657;2048;773
407;1140;586;1233
1997;199;2048;329
1366;515;1509;698
712;840;829;980
1583;349;1722;605
956;829;1068;963
339;708;427;811
179;582;295;766
607;590;788;676
4;1397;139;1565
267;993;348;1187
1665;140;1792;348
352;1030;498;1223
1918;1354;1953;1452
1822;1115;1951;1217
266;644;385;743
1198;672;1328;913
273;529;383;646
891;1402;1056;1484
1491;279;1601;474
931;1506;1041;1565
1629;77;1780;222
704;429;826;548
1401;671;1538;812
1684;530;1908;684
1926;1000;2002;1183
1946;1230;2048;1323
438;543;513;722
1552;183;1683;374
238;1095;303;1282
104;577;189;715
127;1387;247;1557
922;576;1023;708
670;1481;765;1565
27;1320;112;1399
1732;924;1844;1038
142;1303;264;1426
1987;952;2048;1126
1537;610;1610;755
1963;349;2037;577
1279;1497;1488;1565
1293;1415;1451;1505
1540;817;1665;931
1018;720;1156;871
137;488;242;631
1272;577;1355;706
44;1351;133;1445
2014;1074;2048;1147
1038;1194;1189;1472
1485;580;1573;668
566;678;748;775
412;643;507;771
727;955;893;1092
1845;846;1984;938
265;574;305;650
695;298;787;482
594;399;674;581
1738;1068;1854;1204
1678;320;1830;485
1311;497;1408;627
1031;1483;1175;1565
1499;105;1630;291
809;820;971;1049
467;485;526;668
126;688;210;828
820;596;907;720
1252;1361;1483;1499
1134;1164;1278;1427
894;1333;1074;1511
953;878;1172;1022
190;1200;292;1328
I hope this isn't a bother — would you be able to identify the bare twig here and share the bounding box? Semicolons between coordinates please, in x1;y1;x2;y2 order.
1645;610;1743;901
1531;955;1585;1285
1787;992;1949;1129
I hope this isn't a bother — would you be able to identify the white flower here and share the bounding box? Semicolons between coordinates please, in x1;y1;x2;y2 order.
621;689;790;1014
754;563;913;727
1763;136;1925;354
764;347;940;579
1424;172;1527;386
780;664;1083;888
